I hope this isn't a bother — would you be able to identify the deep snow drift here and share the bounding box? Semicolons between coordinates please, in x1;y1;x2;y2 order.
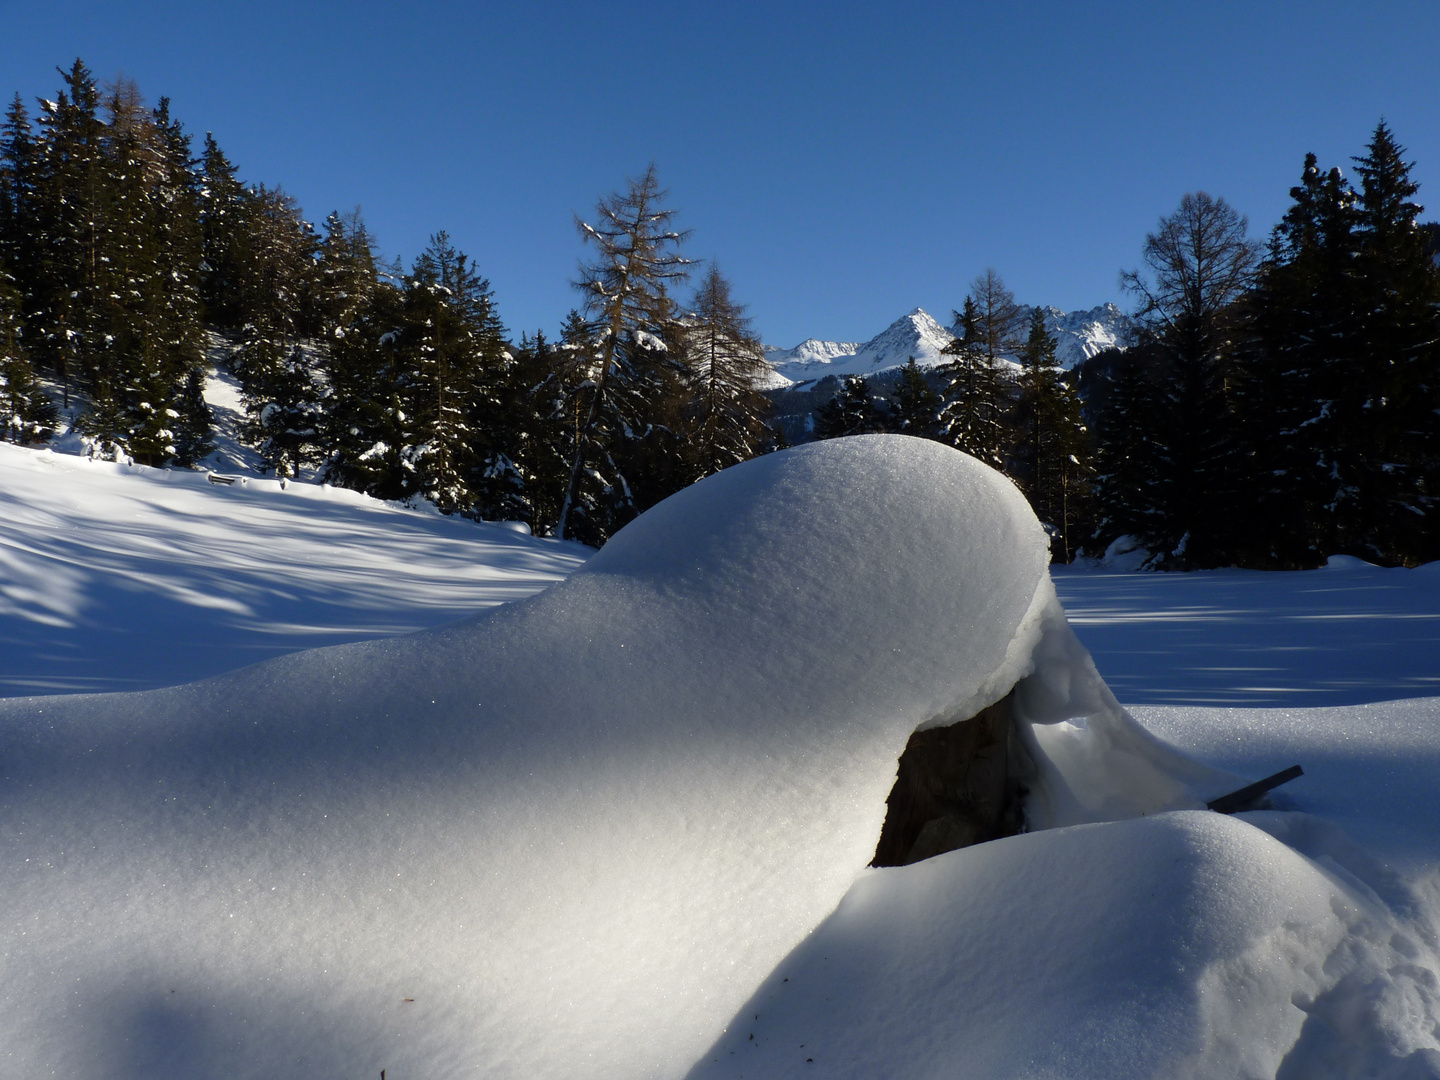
1;435;1437;1079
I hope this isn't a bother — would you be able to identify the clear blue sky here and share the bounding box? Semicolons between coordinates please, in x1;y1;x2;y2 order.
5;1;1438;347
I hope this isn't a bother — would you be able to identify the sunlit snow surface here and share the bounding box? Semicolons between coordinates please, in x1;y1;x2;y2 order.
0;442;586;695
1;435;1438;1079
1053;559;1440;706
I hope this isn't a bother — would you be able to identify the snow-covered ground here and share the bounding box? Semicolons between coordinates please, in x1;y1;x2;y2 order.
1052;558;1440;707
0;434;1436;1079
0;442;586;696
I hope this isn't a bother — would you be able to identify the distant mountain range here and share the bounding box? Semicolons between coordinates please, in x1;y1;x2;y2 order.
761;304;1137;390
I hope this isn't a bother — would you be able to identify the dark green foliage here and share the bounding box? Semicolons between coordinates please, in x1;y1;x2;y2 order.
1246;124;1440;566
937;297;1009;467
1243;154;1359;566
1086;343;1168;558
887;357;942;440
399;231;515;515
198;133;251;332
814;375;884;439
1012;308;1092;561
322;278;409;498
320;233;522;519
0;260;57;442
171;366;214;466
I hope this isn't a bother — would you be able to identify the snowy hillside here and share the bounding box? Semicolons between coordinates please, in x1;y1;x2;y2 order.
0;435;1437;1079
762;303;1138;388
0;441;586;696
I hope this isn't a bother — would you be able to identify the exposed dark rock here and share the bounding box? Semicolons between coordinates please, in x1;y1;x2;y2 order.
871;692;1029;867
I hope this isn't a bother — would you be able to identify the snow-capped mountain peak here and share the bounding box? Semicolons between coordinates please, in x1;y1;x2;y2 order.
763;308;957;388
763;303;1137;388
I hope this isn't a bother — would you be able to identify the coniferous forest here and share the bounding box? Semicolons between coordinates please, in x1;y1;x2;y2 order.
1;61;1438;566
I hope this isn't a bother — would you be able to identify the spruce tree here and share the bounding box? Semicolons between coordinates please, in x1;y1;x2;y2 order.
938;297;1009;466
886;357;942;440
31;60;107;411
0;95;37;296
197;133;251;331
231;185;322;475
322;278;410;499
506;326;573;534
317;208;378;334
1346;122;1440;562
1246;154;1359;566
0;259;56;442
397;231;515;516
1013;308;1091;560
1088;342;1169;558
813;375;883;439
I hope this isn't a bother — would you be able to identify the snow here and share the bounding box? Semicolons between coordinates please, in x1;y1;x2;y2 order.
760;303;1138;388
0;442;585;696
1028;301;1139;369
1051;557;1440;706
0;433;1437;1079
0;435;1079;1078
763;308;956;386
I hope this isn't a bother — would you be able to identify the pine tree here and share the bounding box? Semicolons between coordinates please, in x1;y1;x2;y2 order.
30;60;107;411
1012;308;1092;560
938;297;1008;466
1346;121;1440;562
0;95;37;295
231;185;322;475
1088;342;1169;557
0;258;57;442
317;207;378;335
558;165;691;544
397;231;513;515
322;277;410;499
197;133;251;331
679;260;773;480
149;98;208;462
1246;153;1359;566
506;326;573;534
813;375;883;439
886;357;941;440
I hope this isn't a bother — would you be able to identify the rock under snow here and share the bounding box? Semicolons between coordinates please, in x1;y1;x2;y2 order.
2;434;1433;1080
0;435;1199;1079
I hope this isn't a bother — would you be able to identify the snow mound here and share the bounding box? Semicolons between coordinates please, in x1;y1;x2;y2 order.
0;434;1141;1079
690;810;1440;1080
